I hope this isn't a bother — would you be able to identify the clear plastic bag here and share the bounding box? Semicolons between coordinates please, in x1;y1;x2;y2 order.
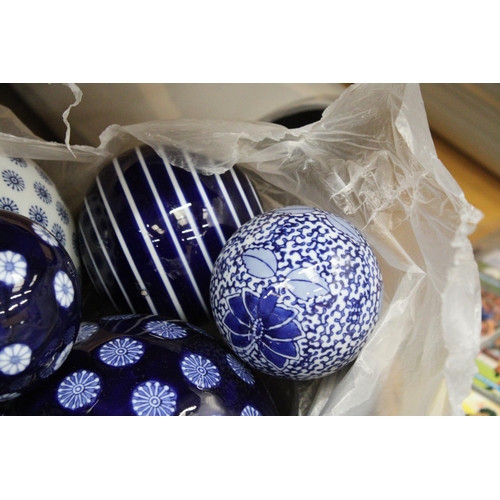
0;83;483;415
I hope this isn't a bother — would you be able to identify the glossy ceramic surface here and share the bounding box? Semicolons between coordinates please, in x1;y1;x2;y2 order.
210;206;383;380
78;145;263;324
7;314;278;415
0;156;81;273
0;211;81;401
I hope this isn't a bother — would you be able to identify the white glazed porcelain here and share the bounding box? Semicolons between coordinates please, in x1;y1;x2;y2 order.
210;206;383;380
0;156;80;273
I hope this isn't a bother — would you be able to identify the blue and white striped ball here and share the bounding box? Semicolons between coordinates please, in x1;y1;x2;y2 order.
210;206;383;380
78;145;263;324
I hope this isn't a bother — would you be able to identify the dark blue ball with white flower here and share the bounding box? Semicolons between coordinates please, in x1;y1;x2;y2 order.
210;206;383;380
0;211;81;401
7;314;278;416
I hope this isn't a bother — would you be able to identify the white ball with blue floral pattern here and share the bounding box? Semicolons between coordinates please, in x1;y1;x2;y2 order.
210;205;383;380
0;156;80;274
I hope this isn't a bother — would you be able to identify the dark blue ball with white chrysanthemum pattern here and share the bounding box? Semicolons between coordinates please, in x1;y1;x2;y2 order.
210;206;383;380
0;211;81;401
7;314;278;416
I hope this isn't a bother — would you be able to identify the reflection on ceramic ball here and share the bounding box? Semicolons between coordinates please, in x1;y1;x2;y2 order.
0;156;80;273
0;211;81;401
78;145;263;324
210;206;383;380
9;314;278;416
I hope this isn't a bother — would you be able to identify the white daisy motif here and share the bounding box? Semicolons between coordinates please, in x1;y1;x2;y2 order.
0;343;32;375
0;251;27;286
53;342;74;372
76;322;99;344
145;320;188;340
132;381;177;416
63;326;77;344
181;354;221;389
98;337;144;367
226;354;255;385
57;370;101;410
240;405;262;416
32;223;59;246
53;271;75;308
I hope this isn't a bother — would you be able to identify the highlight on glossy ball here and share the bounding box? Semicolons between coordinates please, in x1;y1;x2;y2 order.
78;145;263;324
0;211;81;401
7;314;278;416
210;205;383;381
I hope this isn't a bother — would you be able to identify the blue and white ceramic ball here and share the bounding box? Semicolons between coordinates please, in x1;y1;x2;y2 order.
210;206;383;380
0;156;81;274
0;211;81;401
7;314;278;416
78;145;263;324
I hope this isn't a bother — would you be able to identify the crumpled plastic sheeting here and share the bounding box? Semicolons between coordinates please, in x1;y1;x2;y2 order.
0;83;483;415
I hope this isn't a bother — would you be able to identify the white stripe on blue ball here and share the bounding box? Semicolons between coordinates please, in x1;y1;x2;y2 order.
80;146;263;323
135;147;209;317
158;147;214;273
77;221;121;311
184;151;227;246
112;156;187;321
229;168;255;218
213;171;241;227
82;197;134;312
95;174;159;315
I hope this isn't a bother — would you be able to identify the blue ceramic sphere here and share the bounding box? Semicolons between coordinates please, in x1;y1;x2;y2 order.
7;314;278;416
0;155;81;274
78;145;263;324
210;206;383;380
0;211;81;401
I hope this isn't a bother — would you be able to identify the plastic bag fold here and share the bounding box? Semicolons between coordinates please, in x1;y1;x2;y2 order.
0;83;482;415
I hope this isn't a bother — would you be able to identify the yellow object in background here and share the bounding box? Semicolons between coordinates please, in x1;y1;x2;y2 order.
463;389;500;416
